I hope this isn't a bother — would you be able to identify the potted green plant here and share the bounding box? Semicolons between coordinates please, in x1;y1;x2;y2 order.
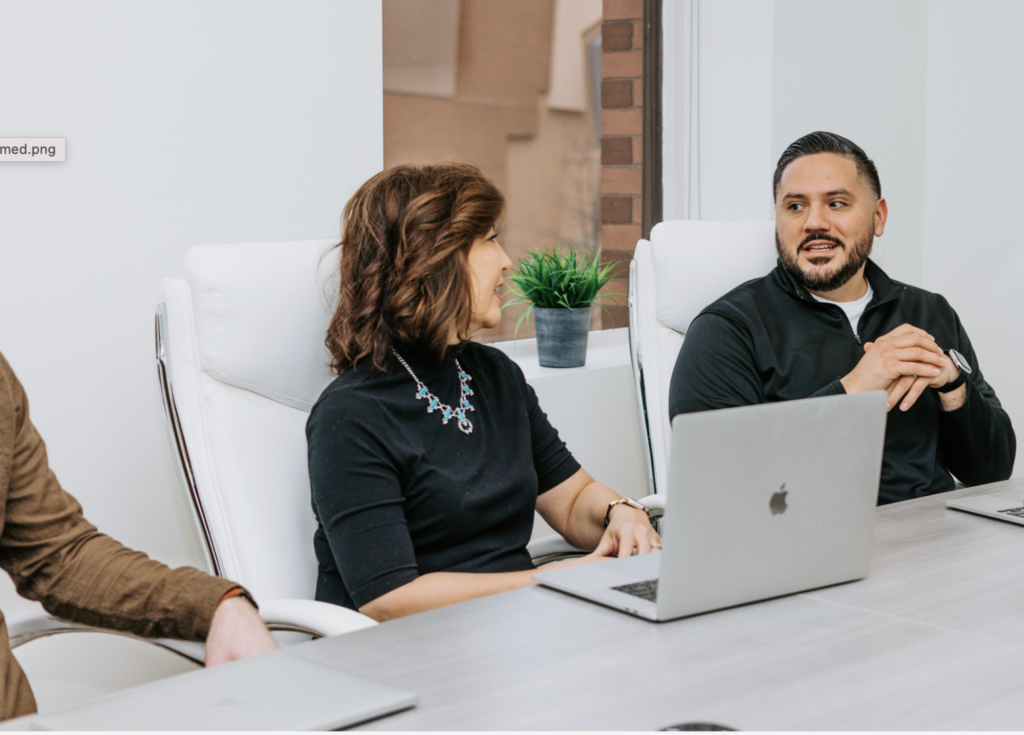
503;246;620;368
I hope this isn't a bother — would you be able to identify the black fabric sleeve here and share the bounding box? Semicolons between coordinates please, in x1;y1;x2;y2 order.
503;359;580;494
668;313;845;421
936;317;1016;485
668;313;765;419
307;392;419;609
810;379;847;398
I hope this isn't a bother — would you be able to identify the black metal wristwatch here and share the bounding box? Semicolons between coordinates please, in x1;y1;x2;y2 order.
936;348;971;393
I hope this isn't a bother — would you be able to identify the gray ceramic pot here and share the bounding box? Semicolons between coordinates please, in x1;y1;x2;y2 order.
533;307;591;368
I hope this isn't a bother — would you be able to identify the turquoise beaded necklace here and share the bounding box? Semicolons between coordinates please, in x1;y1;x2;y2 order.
392;349;475;434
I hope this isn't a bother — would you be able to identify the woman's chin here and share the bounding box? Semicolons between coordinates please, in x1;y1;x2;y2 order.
469;314;502;334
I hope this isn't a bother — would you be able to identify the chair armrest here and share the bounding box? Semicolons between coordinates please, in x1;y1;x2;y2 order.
113;599;377;664
7;607;207;664
258;599;377;638
7;599;376;668
639;493;665;512
527;534;586;566
6;608;91;648
639;493;665;534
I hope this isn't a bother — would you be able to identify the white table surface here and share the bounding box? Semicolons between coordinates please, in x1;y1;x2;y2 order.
8;481;1024;731
277;479;1024;731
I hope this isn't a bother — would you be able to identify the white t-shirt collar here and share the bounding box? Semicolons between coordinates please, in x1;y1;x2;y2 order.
810;280;874;335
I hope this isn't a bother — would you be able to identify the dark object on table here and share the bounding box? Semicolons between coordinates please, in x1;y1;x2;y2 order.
661;723;737;731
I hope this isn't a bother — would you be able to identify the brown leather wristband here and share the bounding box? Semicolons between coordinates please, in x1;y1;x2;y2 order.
219;586;259;611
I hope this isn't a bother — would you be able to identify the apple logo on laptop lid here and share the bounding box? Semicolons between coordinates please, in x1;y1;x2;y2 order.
770;484;788;515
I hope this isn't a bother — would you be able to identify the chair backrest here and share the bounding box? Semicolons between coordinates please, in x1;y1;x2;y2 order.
156;240;340;602
628;221;777;496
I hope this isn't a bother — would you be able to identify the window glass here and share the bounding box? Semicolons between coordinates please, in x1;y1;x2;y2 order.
383;0;604;341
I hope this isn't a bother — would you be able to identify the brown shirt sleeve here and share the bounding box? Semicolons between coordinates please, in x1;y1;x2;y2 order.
0;351;237;642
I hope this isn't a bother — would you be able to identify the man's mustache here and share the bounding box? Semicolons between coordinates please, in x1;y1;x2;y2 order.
799;233;845;251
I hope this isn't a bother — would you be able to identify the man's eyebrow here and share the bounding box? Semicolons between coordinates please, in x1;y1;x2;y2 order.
782;189;855;200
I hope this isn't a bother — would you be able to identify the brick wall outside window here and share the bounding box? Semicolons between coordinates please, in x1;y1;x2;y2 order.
600;0;644;329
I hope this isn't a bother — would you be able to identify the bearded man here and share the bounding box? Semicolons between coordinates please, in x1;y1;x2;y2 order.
668;131;1015;504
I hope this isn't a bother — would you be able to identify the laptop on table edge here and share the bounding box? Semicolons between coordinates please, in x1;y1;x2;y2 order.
533;391;888;622
945;477;1024;524
12;647;416;731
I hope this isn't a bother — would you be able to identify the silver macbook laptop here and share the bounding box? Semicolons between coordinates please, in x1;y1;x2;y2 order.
534;391;888;622
21;648;415;731
945;478;1024;525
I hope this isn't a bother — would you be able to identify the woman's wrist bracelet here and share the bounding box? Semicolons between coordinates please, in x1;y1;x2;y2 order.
604;498;652;528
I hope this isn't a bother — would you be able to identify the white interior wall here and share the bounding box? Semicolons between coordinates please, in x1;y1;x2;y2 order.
772;0;929;284
664;0;928;283
0;0;383;626
663;0;775;222
922;0;1024;463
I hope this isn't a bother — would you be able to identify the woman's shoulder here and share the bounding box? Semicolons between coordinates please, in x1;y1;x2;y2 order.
309;366;387;421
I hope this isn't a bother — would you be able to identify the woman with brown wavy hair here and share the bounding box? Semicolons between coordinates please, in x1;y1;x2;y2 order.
307;163;660;621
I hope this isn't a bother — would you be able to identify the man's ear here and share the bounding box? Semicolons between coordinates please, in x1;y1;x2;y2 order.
874;197;888;237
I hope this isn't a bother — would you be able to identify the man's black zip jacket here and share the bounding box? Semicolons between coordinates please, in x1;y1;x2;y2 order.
668;258;1015;504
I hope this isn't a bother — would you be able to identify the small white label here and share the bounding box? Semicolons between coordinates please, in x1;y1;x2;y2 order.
0;138;65;162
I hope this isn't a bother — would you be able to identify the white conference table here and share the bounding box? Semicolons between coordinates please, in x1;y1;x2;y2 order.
280;479;1024;731
10;479;1024;730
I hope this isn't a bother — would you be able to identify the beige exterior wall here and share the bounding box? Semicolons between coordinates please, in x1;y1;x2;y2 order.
383;0;603;340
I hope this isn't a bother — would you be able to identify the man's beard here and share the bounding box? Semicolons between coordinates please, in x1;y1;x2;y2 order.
775;229;873;293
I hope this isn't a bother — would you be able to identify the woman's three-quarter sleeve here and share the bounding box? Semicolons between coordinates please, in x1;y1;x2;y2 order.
306;391;419;609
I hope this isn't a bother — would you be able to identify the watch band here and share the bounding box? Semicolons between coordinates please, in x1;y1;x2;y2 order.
220;586;259;611
604;498;652;528
237;589;259;611
936;348;970;393
935;368;968;393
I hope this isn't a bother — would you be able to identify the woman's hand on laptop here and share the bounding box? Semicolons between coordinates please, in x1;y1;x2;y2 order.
205;595;278;667
534;468;662;561
596;505;663;557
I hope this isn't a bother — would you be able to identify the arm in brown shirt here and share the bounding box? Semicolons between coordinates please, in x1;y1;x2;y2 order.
0;351;236;641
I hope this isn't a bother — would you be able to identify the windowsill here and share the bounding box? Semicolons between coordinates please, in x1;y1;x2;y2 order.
488;327;630;380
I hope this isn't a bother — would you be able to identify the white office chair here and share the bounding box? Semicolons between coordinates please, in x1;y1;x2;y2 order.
628;221;777;496
154;238;377;642
6;241;372;672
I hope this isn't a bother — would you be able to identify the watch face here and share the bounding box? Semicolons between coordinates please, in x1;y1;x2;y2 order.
949;348;973;374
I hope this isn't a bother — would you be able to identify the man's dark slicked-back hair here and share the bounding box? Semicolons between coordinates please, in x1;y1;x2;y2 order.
773;131;881;201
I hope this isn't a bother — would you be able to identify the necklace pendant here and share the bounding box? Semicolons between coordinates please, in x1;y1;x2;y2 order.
393;349;476;436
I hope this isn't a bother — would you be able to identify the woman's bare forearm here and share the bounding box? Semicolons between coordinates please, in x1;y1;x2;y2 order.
537;469;658;559
358;554;602;622
536;468;623;549
558;481;621;549
358;569;538;621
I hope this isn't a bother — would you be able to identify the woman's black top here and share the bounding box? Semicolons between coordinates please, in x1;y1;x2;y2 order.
306;341;580;610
